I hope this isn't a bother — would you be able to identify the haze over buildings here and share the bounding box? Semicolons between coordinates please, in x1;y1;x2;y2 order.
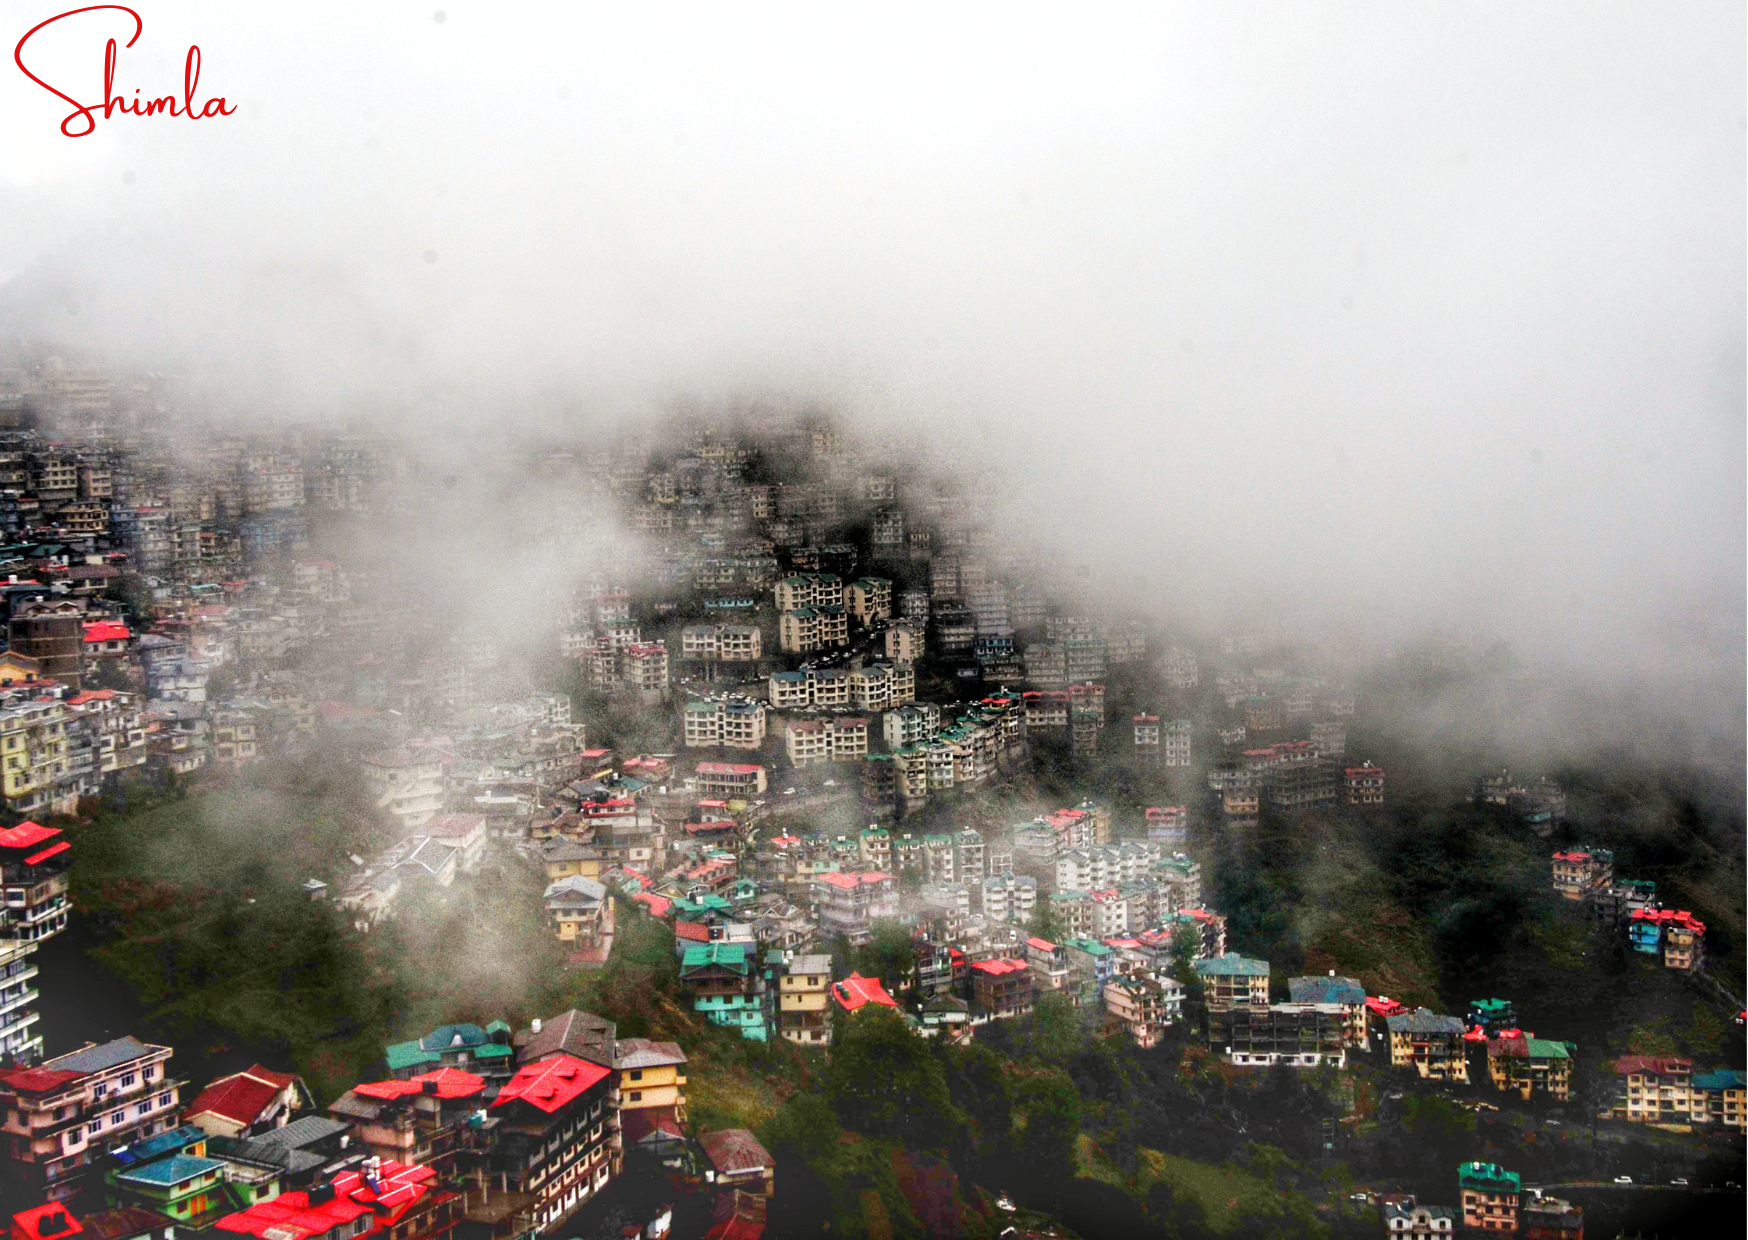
0;3;1740;762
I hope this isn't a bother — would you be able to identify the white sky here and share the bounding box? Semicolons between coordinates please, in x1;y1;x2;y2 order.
0;3;1742;734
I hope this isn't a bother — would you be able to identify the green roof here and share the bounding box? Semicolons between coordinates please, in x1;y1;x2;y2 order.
1194;953;1270;977
385;1040;440;1071
114;1154;225;1188
1471;998;1512;1013
681;943;750;975
1524;1038;1570;1059
1457;1162;1520;1193
1064;938;1111;957
472;1042;514;1059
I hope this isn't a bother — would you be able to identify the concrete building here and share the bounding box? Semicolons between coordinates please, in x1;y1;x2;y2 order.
784;716;868;767
768;668;850;709
1457;1163;1520;1235
778;606;849;653
883;622;924;662
772;952;833;1047
848;662;914;712
845;578;892;624
882;702;941;749
1385;1009;1470;1082
679;624;762;663
1344;763;1386;806
682;698;768;750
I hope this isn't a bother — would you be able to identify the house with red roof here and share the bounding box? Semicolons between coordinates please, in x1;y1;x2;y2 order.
485;1055;617;1229
829;973;899;1014
213;1159;460;1240
0;821;71;944
970;958;1033;1019
81;622;132;660
183;1065;311;1138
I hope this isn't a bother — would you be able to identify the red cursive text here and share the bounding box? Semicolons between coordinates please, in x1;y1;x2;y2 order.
14;5;237;137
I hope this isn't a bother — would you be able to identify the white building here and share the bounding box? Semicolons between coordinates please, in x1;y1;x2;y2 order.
848;661;914;712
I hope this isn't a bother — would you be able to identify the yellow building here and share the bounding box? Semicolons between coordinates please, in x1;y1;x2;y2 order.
541;837;605;883
1488;1034;1572;1101
775;953;833;1047
611;1038;689;1141
542;876;612;944
0;699;73;816
1385;1009;1471;1083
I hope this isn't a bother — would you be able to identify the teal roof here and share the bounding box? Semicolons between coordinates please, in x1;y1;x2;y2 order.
1523;1038;1571;1060
420;1023;489;1052
114;1154;225;1187
1471;998;1512;1013
1693;1069;1745;1090
485;1019;511;1035
385;1040;440;1071
1457;1162;1520;1193
682;943;750;975
1195;954;1270;977
472;1042;514;1059
1064;938;1111;957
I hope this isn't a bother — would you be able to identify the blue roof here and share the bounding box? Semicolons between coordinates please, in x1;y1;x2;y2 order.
109;1124;207;1166
1693;1069;1745;1091
1288;976;1365;1005
113;1154;226;1187
419;1023;490;1052
1195;954;1270;977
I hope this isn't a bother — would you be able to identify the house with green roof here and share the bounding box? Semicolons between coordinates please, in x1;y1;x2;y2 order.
1458;1161;1521;1233
679;944;766;1040
385;1021;514;1079
1486;1032;1573;1101
108;1154;228;1222
1193;954;1271;1010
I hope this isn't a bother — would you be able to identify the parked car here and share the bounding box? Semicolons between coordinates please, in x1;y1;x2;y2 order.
1670;1178;1689;1187
1614;1176;1633;1185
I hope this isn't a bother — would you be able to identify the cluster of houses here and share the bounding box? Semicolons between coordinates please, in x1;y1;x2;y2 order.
1372;1164;1586;1238
0;1016;770;1240
1549;846;1708;972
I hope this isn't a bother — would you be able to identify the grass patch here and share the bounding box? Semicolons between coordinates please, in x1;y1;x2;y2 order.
1136;1150;1286;1234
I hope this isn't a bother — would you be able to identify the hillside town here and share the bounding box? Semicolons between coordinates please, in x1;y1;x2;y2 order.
0;360;1737;1238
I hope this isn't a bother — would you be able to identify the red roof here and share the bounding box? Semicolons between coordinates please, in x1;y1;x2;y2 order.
831;973;899;1012
82;622;130;643
23;841;70;866
632;892;673;918
215;1160;437;1239
1613;1055;1692;1077
491;1054;609;1114
0;822;59;851
353;1068;485;1101
816;871;891;890
674;920;711;943
971;957;1028;976
184;1065;298;1126
12;1205;83;1240
0;1067;85;1094
1026;936;1058;952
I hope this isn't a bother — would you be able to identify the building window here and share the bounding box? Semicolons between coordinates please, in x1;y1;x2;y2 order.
121;1073;136;1087
629;1092;642;1102
158;1093;171;1107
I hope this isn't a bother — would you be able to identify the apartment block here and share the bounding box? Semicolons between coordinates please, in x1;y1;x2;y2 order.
679;624;762;663
1385;1009;1470;1082
773;574;843;612
768;668;850;709
882;702;941;749
773;953;834;1047
778;606;849;653
1344;763;1386;806
883;623;924;663
784;716;868;767
682;698;768;750
846;578;892;624
848;662;913;712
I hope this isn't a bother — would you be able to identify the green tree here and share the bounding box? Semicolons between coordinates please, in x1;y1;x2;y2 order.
1015;992;1087;1064
1028;899;1065;945
825;1007;963;1150
854;918;917;997
1013;1068;1082;1206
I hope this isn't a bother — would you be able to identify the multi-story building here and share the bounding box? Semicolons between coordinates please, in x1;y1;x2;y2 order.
486;1053;616;1228
1215;1003;1348;1067
1385;1009;1470;1082
1103;976;1184;1049
1133;715;1160;762
953;829;985;885
1610;1055;1692;1124
0;940;41;1064
0;822;71;945
1194;955;1271;1011
679;944;766;1041
607;1037;689;1143
1344;763;1386;806
970;959;1033;1020
1163;646;1199;689
1627;908;1707;970
1521;1195;1584;1240
771;953;833;1048
847;662;914;712
679;624;762;663
978;874;1037;925
1286;975;1367;1048
361;747;445;831
1551;847;1614;900
1486;1032;1573;1101
1025;644;1067;688
773;574;843;612
0;1036;182;1202
811;872;897;946
784;716;868;767
777;606;849;653
1162;719;1192;767
1689;1069;1745;1129
1382;1202;1457;1237
0;700;75;818
882;703;940;749
620;643;670;701
682;698;767;750
845;578;892;624
692;762;767;800
883;623;924;663
1457;1162;1520;1235
212;1159;459;1240
768;668;850;709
